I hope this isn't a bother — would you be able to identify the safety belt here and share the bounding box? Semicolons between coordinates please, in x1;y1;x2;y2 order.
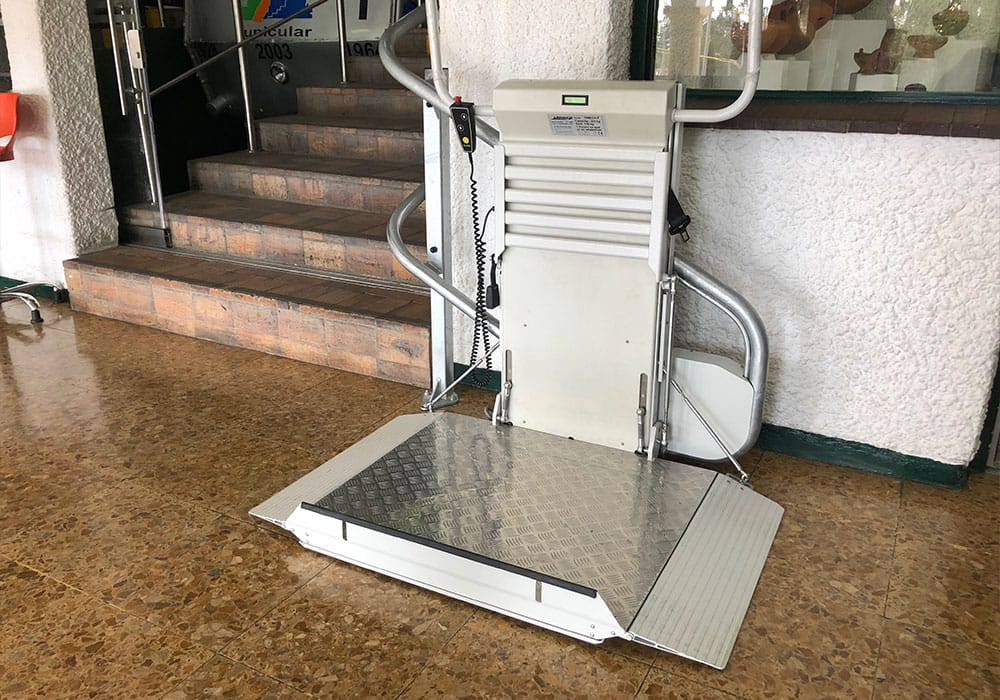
667;187;691;240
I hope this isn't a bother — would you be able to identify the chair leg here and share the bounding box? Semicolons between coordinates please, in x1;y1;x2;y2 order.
1;281;68;304
0;292;44;323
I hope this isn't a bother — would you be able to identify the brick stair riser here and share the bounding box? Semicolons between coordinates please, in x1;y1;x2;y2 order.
63;263;430;387
297;88;422;119
169;215;423;283
391;32;428;57
189;162;419;214
258;122;422;162
349;57;428;85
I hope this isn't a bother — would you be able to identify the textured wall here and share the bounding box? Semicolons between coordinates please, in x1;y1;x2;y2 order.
676;130;1000;465
0;0;116;283
437;2;999;465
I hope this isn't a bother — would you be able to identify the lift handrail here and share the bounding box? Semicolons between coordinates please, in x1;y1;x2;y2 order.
674;258;768;453
379;5;499;147
387;184;500;338
672;0;763;124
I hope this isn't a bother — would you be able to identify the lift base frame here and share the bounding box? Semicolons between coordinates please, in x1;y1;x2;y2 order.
251;413;782;670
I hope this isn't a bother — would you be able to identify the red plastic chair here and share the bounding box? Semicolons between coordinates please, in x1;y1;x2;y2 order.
0;92;18;162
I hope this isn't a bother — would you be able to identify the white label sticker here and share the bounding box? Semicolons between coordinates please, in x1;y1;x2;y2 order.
548;114;608;137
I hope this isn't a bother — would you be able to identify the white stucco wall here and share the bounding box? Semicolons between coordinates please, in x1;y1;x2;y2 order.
438;0;1000;465
0;0;116;284
676;130;1000;465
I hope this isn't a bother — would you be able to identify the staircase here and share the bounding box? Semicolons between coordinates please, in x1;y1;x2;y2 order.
65;35;433;387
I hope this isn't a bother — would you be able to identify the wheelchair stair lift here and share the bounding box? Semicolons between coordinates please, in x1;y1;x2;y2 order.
252;1;780;671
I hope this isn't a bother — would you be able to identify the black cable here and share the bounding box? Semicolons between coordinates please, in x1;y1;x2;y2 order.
467;151;493;388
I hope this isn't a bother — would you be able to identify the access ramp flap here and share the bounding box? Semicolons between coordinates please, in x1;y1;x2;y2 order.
628;476;783;669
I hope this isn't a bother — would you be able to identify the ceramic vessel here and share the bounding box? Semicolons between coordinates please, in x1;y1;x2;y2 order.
933;0;969;36
732;0;833;55
854;30;904;74
780;0;835;54
907;34;948;58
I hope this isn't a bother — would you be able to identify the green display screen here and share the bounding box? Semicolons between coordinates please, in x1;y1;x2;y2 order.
561;94;589;106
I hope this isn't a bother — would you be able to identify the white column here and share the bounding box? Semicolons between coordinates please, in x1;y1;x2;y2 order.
0;0;117;284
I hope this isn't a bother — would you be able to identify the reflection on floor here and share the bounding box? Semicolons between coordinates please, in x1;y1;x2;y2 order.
1;300;997;699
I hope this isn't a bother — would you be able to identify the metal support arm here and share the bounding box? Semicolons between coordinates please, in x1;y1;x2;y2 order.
674;257;768;453
387;185;500;338
379;5;500;147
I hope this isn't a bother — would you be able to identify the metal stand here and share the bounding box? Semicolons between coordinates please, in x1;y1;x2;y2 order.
0;282;69;324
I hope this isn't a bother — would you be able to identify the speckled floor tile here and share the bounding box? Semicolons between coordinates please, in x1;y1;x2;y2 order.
752;451;903;524
873;621;999;699
759;505;897;613
637;669;744;699
123;426;328;524
239;373;421;464
224;563;473;698
897;471;1000;547
399;611;650;699
162;654;307;699
0;469;154;556
0;560;213;698
654;583;883;700
750;452;901;613
6;496;330;649
886;535;999;649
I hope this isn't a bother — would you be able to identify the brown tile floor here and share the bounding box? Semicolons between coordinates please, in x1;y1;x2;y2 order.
2;300;997;699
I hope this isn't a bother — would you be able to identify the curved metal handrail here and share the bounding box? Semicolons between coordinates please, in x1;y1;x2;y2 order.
379;6;500;147
387;185;499;338
674;257;768;453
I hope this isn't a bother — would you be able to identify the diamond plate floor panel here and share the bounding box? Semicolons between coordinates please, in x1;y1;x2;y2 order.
310;413;715;625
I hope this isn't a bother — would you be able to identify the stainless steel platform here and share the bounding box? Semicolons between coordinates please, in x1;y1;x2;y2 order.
252;413;783;669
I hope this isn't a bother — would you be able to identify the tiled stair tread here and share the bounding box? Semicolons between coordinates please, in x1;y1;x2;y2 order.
257;113;422;133
153;191;425;245
301;84;416;95
192;150;424;182
68;247;429;327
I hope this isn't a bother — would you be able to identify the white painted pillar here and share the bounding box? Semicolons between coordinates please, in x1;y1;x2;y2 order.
0;0;117;284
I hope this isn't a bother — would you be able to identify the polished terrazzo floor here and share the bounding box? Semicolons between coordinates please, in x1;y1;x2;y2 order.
1;300;997;699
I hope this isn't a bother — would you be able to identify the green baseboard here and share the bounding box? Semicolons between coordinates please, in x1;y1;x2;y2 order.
453;362;502;393
0;276;68;302
755;424;965;488
452;363;967;487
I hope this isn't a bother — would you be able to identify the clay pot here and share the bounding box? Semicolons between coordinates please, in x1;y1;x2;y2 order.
732;20;794;54
779;0;835;54
831;0;875;14
907;34;948;58
732;0;805;55
933;0;969;36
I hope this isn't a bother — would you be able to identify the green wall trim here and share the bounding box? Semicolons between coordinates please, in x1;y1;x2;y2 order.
0;276;67;302
453;363;502;393
451;363;967;487
754;425;966;488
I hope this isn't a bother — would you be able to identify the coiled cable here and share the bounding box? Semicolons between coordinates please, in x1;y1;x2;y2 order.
467;151;494;387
